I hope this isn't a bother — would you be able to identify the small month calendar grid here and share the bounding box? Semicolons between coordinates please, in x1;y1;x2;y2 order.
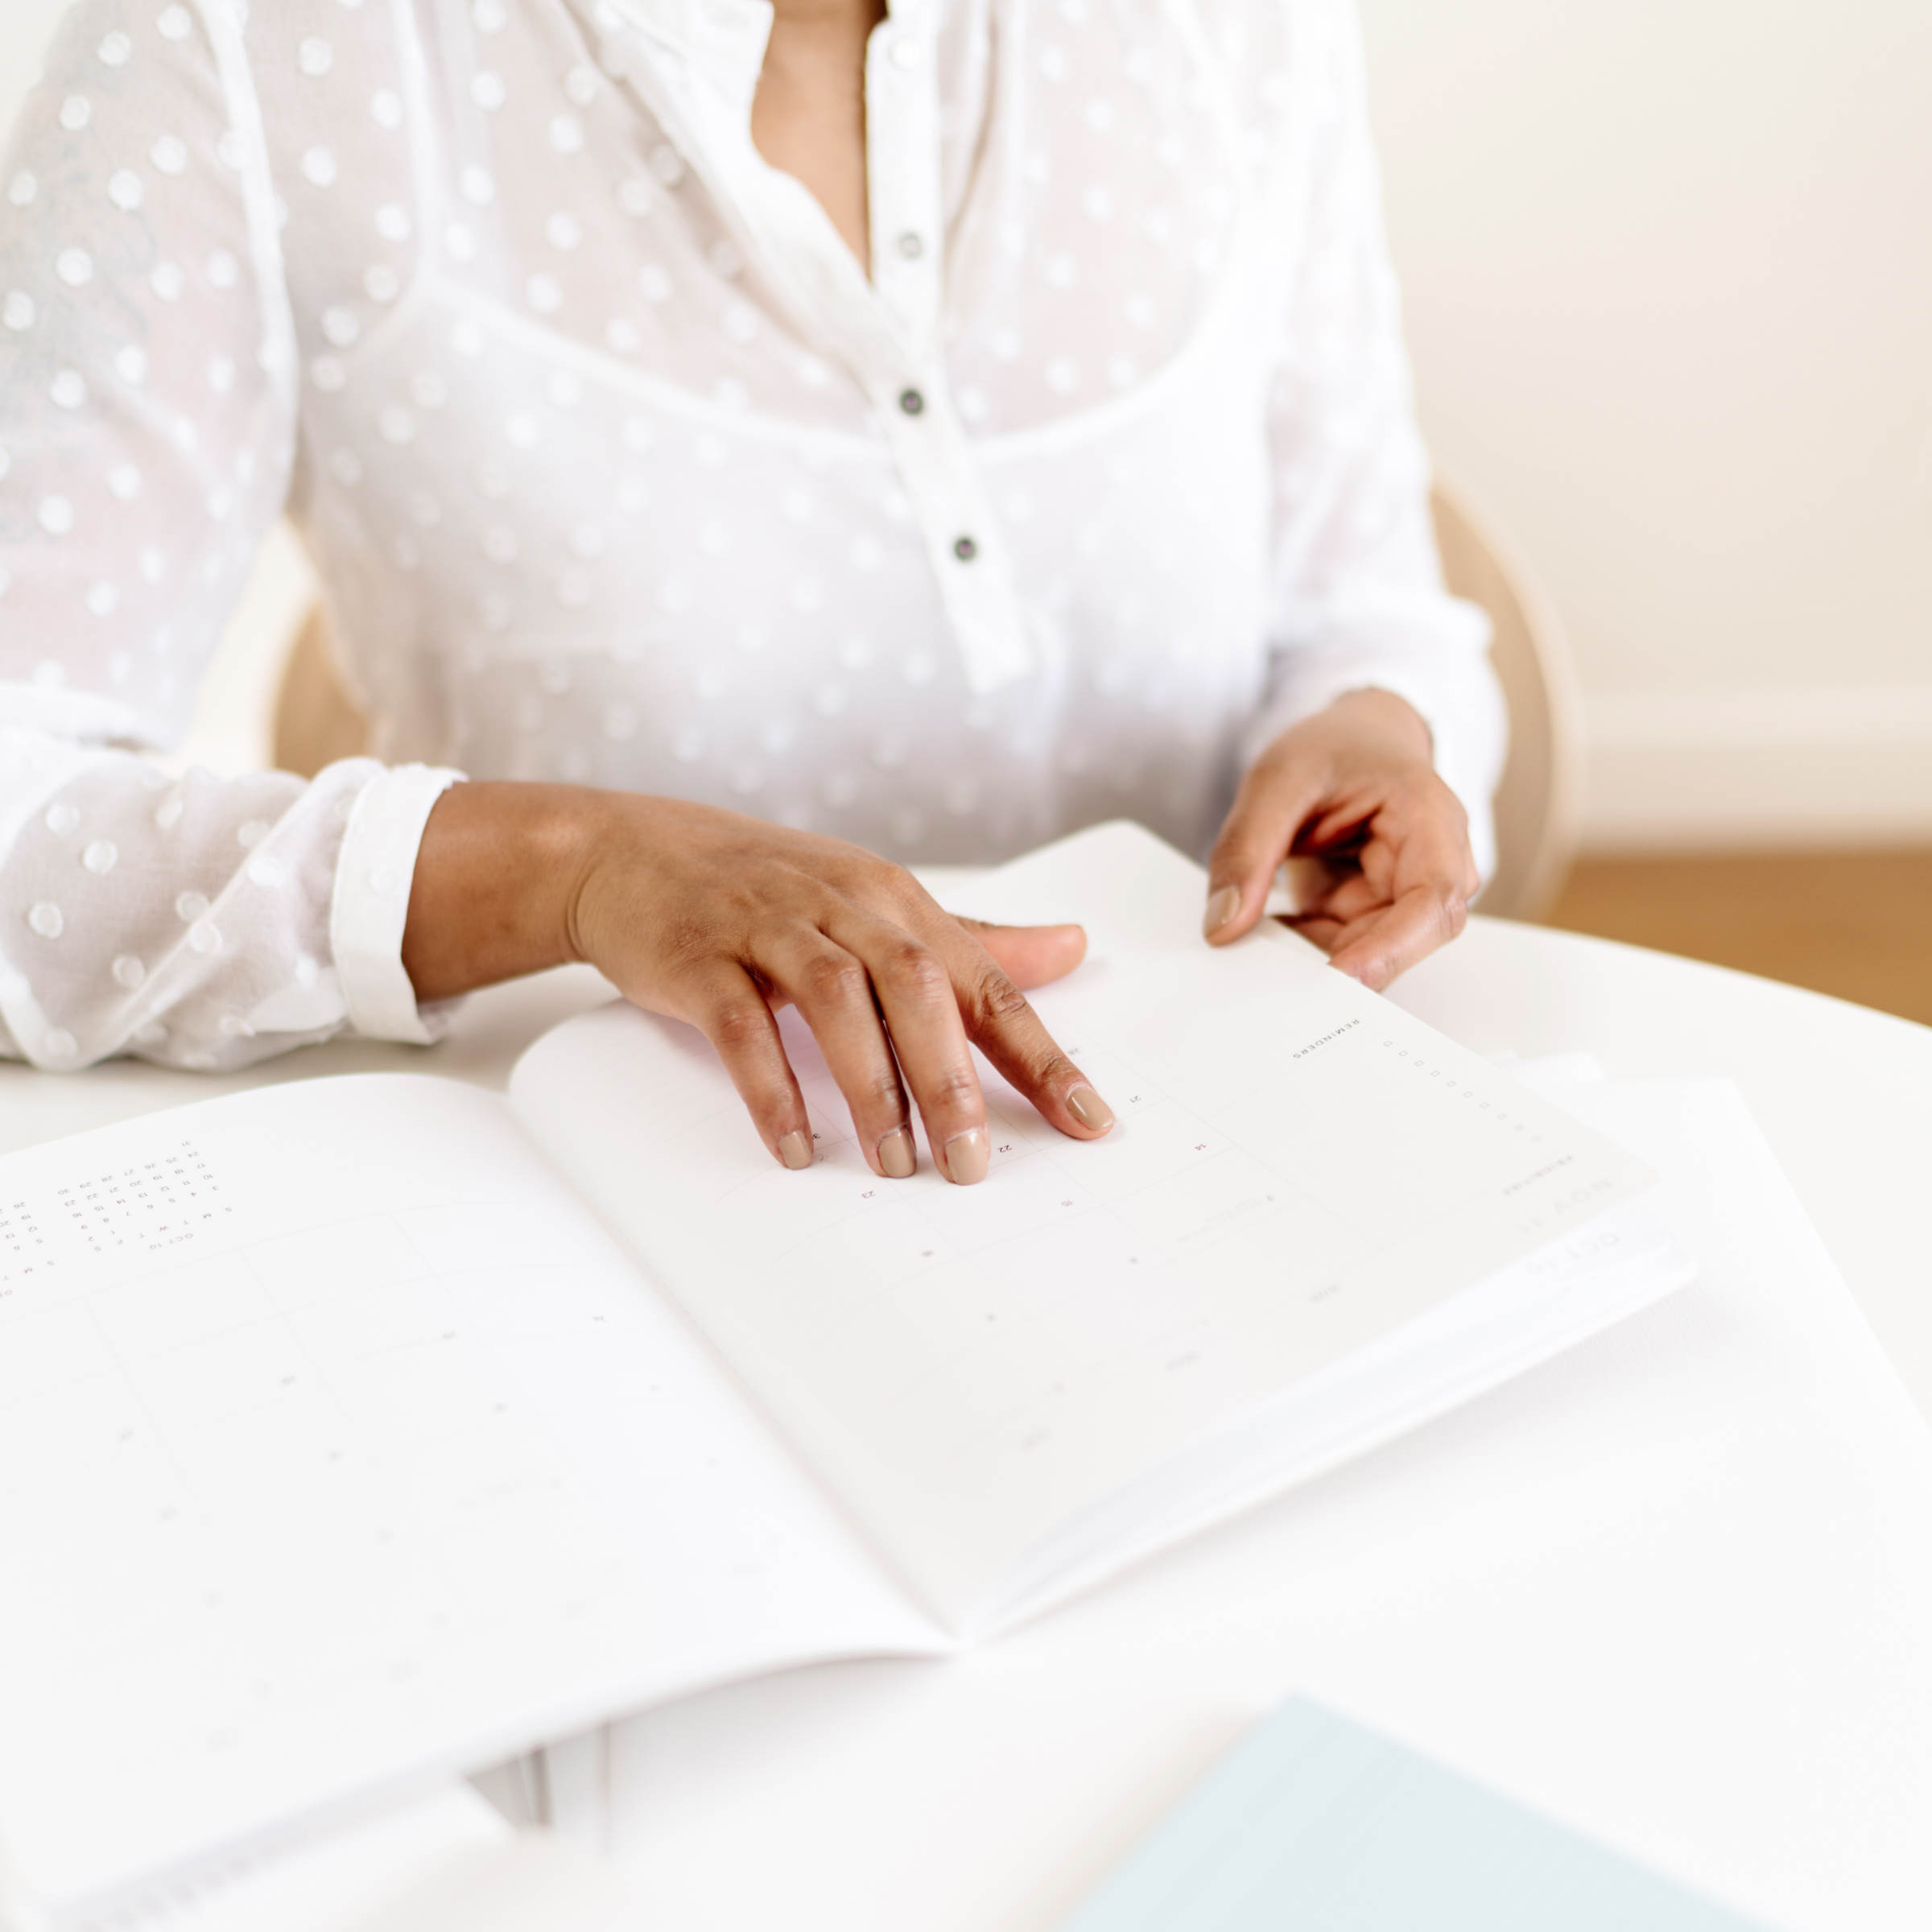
2;1141;232;1289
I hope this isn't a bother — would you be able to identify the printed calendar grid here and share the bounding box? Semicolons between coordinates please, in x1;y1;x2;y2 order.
0;1141;237;1292
686;1015;1608;1472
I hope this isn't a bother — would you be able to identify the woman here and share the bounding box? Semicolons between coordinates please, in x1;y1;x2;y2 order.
0;0;1500;1183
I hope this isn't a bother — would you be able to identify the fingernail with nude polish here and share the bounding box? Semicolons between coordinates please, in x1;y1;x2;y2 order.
878;1126;917;1179
943;1127;990;1186
778;1130;814;1170
1203;885;1241;938
1066;1086;1116;1134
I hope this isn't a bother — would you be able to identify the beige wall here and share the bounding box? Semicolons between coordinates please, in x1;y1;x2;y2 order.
1362;0;1932;848
6;1;1930;836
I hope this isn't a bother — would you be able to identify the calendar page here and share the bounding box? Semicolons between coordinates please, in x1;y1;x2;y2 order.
0;1077;936;1924
509;824;1662;1627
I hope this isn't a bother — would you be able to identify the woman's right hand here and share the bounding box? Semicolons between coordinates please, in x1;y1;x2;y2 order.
402;785;1113;1183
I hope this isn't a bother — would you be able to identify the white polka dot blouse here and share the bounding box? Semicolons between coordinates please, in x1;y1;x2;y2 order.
0;0;1503;1073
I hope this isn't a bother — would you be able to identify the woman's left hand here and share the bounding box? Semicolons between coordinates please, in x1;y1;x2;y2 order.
1201;688;1481;989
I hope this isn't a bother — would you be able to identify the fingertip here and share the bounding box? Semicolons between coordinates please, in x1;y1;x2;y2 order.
942;1126;990;1185
972;919;1088;990
1325;940;1385;990
1025;920;1089;972
877;1125;917;1179
1202;882;1244;943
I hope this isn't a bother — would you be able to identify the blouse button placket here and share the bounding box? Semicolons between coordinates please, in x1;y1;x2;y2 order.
602;0;1034;694
847;0;1030;691
865;4;941;351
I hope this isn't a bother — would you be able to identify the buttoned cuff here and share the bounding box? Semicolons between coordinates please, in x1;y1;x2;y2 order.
330;763;466;1045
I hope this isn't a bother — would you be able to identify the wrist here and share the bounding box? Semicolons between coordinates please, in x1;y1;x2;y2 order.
1323;687;1435;760
402;781;616;1001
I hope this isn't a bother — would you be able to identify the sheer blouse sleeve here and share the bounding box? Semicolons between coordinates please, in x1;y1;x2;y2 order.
1249;0;1508;878
0;0;457;1072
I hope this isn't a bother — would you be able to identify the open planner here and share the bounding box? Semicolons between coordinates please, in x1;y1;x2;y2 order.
0;823;1690;1928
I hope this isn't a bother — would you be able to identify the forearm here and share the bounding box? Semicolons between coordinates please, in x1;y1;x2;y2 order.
401;782;614;1001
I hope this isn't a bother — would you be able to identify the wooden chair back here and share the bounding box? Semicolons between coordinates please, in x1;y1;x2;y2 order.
1430;481;1584;922
274;599;367;780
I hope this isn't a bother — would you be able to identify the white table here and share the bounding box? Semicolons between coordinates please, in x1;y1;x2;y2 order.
6;914;1930;1930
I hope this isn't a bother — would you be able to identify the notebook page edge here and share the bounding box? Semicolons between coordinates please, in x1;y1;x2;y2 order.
963;1203;1693;1638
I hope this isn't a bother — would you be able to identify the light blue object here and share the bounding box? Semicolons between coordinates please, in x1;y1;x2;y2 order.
1056;1699;1771;1932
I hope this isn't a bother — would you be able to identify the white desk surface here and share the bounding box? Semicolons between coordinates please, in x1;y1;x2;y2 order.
5;908;1930;1931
